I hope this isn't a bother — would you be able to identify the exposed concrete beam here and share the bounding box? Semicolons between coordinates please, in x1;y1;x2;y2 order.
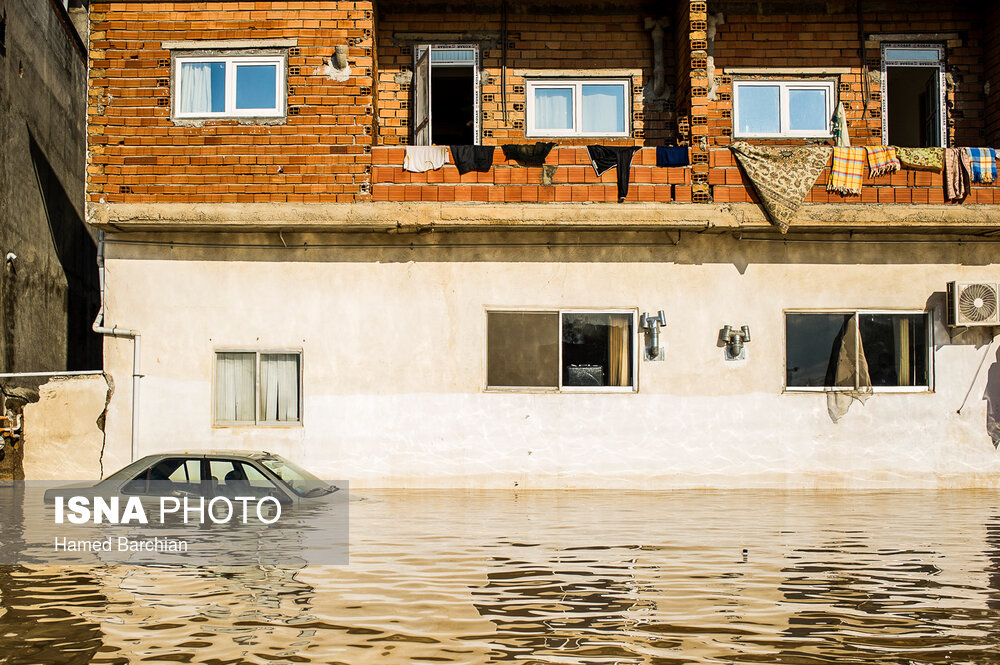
88;202;1000;234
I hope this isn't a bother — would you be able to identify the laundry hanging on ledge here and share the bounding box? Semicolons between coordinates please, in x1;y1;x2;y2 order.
501;142;556;165
587;145;641;202
895;147;943;173
729;142;831;233
403;146;449;173
827;146;864;196
449;145;495;175
655;146;690;167
964;147;997;184
865;146;900;176
945;147;972;201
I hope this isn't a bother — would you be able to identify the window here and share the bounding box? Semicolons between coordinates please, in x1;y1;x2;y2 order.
525;79;630;137
214;351;302;425
174;55;285;118
486;310;637;391
123;458;203;496
208;460;285;500
733;79;835;138
785;311;931;392
412;44;480;145
881;44;945;147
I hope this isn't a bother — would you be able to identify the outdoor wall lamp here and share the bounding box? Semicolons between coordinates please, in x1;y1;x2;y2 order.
640;310;666;360
720;325;751;361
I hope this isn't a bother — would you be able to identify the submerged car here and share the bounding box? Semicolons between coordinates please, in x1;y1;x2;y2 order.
44;451;339;505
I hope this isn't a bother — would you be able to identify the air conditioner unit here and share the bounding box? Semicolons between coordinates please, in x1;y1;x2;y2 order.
946;281;1000;327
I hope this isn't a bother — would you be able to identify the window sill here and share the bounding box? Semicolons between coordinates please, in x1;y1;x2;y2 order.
782;387;933;394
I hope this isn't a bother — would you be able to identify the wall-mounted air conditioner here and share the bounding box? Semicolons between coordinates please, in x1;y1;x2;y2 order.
946;281;1000;327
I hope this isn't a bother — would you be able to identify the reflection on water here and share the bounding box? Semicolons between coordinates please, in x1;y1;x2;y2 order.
3;490;1000;664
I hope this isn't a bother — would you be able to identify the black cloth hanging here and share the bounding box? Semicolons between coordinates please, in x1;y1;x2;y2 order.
587;145;641;202
501;142;557;165
449;145;495;175
656;146;689;167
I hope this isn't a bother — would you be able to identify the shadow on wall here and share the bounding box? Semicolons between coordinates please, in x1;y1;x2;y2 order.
985;344;1000;448
27;129;101;370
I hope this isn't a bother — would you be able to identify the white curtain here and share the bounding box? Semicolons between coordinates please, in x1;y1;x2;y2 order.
261;354;300;422
581;86;624;134
534;88;572;130
215;352;255;422
893;316;912;386
180;62;214;114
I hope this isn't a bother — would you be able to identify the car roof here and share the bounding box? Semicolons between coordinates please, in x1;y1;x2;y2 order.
141;450;276;460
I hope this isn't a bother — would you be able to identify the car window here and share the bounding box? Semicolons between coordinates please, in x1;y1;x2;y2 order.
123;458;201;495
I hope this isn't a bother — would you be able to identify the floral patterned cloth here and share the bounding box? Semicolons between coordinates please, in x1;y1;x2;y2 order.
730;142;832;233
895;147;944;172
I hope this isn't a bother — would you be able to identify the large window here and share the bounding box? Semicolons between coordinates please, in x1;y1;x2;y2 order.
525;79;630;138
412;44;480;145
214;351;302;425
486;310;636;391
174;55;285;118
733;79;835;138
785;311;931;392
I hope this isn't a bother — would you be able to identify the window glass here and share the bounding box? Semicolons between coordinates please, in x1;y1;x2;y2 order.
582;84;625;134
737;85;780;134
235;64;278;110
124;458;201;495
260;353;300;422
533;88;574;131
562;313;633;388
884;48;940;62
179;61;226;114
240;463;280;491
785;314;852;387
859;314;928;387
487;312;559;388
215;352;255;422
788;88;828;131
259;456;334;497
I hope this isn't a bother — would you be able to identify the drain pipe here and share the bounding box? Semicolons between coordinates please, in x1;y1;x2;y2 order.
92;231;141;463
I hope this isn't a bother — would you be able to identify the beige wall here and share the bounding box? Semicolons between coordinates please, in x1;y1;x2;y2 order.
97;230;1000;488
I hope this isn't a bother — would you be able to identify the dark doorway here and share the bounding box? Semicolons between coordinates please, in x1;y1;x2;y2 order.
886;66;940;147
431;66;475;145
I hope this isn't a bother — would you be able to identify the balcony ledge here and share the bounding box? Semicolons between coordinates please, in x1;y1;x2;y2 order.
88;202;1000;233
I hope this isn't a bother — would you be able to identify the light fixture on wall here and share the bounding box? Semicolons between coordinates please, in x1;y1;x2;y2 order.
640;310;666;361
720;325;751;361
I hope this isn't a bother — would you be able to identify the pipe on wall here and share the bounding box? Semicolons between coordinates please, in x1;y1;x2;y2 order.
92;231;142;464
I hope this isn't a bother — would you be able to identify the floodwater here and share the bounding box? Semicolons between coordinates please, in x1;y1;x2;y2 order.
2;490;1000;664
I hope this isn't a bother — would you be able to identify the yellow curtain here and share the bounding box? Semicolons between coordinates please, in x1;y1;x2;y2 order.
894;317;911;386
607;315;631;387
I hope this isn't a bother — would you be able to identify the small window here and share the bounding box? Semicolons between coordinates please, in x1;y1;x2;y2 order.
123;458;203;495
214;351;301;425
785;311;931;391
486;310;636;391
733;80;835;138
175;55;285;118
525;79;630;137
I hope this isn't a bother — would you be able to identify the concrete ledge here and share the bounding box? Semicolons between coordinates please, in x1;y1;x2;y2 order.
87;202;1000;233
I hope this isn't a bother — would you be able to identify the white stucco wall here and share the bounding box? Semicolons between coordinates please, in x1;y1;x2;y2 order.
97;230;1000;488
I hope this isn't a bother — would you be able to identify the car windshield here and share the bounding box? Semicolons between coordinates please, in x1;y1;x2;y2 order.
259;456;333;497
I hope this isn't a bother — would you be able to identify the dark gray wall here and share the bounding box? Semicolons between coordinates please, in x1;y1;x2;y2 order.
0;0;100;374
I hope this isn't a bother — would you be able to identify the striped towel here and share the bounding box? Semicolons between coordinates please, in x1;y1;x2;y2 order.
865;146;899;176
964;147;997;184
827;146;865;196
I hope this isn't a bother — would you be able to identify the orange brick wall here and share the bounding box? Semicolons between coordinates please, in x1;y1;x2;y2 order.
374;10;676;146
371;146;691;203
709;10;986;149
88;1;375;204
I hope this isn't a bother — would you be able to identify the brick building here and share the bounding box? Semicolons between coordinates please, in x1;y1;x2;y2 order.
86;0;1000;487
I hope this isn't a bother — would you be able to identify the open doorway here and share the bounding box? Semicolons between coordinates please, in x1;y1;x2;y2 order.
882;44;945;147
413;44;479;145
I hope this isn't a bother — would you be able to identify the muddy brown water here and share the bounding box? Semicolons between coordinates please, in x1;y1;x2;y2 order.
2;489;1000;664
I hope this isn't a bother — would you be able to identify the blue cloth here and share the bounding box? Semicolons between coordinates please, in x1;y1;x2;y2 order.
964;147;997;184
656;146;689;167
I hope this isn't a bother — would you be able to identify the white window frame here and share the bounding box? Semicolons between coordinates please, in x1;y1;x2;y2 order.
411;44;481;145
880;43;946;148
782;309;933;394
525;79;631;138
212;349;303;427
174;54;286;119
483;307;639;393
732;79;836;138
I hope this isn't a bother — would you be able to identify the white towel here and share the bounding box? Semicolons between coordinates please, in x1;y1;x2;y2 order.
832;101;850;147
403;146;449;173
